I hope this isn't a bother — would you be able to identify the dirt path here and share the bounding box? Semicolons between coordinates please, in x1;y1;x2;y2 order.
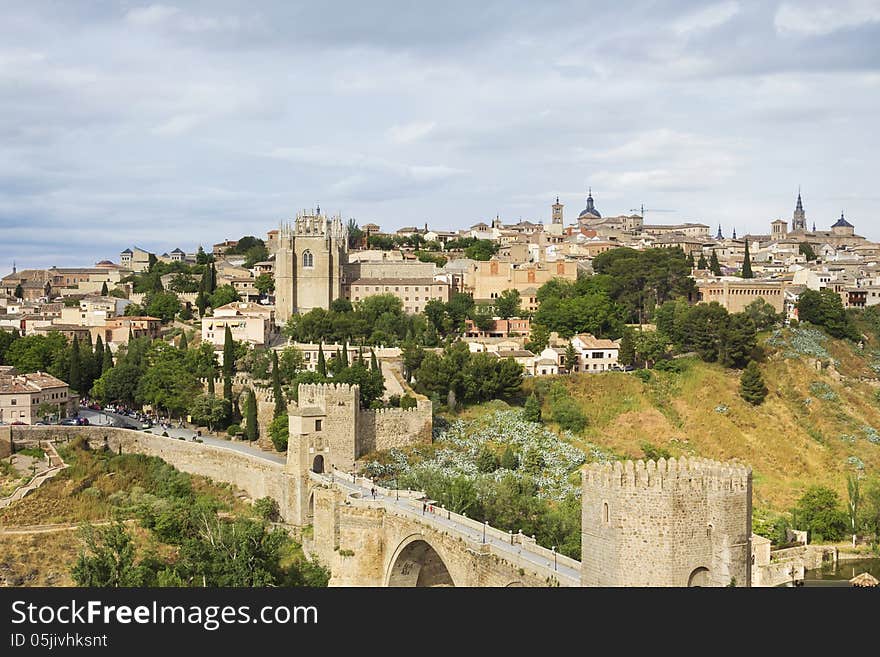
0;519;133;535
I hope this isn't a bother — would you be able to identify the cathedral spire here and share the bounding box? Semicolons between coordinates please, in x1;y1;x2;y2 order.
732;227;737;239
792;188;806;231
716;224;723;240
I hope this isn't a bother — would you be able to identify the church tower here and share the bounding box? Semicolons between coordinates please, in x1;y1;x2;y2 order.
274;208;348;327
792;190;806;232
552;197;563;226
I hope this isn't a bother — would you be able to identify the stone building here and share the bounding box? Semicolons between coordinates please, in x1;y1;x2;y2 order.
696;278;786;313
202;301;276;351
0;372;74;424
581;457;752;587
274;210;348;326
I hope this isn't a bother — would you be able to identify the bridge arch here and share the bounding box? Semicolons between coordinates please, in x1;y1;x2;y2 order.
385;534;456;587
687;567;710;587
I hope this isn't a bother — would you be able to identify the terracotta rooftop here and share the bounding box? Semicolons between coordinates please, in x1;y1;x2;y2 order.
0;371;68;394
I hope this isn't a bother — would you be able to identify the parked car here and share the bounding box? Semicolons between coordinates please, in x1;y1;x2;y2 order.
59;418;79;426
76;417;90;426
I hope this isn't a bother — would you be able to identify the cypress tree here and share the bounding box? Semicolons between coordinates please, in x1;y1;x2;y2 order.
523;393;542;423
245;389;258;441
739;361;768;405
100;281;109;296
69;336;81;393
81;333;94;394
709;250;722;276
317;343;327;377
370;349;379;372
272;350;285;418
341;340;349;368
94;335;104;376
128;326;134;342
222;325;234;403
208;374;215;396
697;253;708;269
209;263;217;293
741;241;754;279
102;345;113;373
14;283;23;300
178;331;188;351
686;252;695;268
618;331;635;367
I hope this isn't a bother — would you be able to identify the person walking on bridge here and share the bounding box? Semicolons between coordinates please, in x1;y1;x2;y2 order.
370;487;376;500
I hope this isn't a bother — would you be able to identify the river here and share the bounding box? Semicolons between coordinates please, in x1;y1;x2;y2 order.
802;558;880;588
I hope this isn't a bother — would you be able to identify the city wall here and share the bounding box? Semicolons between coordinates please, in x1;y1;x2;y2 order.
10;426;296;520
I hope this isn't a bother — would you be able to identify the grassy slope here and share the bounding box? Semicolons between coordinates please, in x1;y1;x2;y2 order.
520;333;880;511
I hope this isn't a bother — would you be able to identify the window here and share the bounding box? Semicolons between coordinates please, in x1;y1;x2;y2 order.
302;250;314;268
603;503;609;523
11;399;16;406
315;419;323;431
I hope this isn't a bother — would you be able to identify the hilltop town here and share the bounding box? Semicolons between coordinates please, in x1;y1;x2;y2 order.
3;189;880;588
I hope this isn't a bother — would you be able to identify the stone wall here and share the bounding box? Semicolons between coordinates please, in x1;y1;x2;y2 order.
357;400;433;456
0;426;10;459
11;426;298;522
581;457;752;587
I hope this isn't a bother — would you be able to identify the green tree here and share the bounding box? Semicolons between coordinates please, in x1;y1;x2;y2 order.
222;325;234;404
316;343;327;377
178;331;188;351
523;393;542;423
799;242;817;261
709;250;722;276
210;285;240;310
564;343;579;373
500;446;519;470
847;473;860;547
14;283;23;300
137;343;199;417
69;336;81;392
100;281;109;296
195;289;209;317
195;246;212;264
793;486;848;542
101;347;113;374
272;350;285;418
245;388;258;442
476;446;500;473
743;298;781;331
347;218;365;249
278;346;304;382
495;289;522;319
463;239;498;261
739;361;768;405
797;288;859;340
71;521;144;587
697;253;708;269
269;415;289;452
144;291;181;323
741;241;753;279
634;331;668;368
254;273;275;296
189;394;231;431
618;330;635;367
526;323;550;352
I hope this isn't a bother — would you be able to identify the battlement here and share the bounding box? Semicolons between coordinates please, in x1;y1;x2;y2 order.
279;211;347;241
583;457;751;492
363;400;431;416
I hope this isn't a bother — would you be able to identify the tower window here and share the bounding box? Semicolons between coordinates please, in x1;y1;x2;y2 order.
302;250;314;268
603;503;609;523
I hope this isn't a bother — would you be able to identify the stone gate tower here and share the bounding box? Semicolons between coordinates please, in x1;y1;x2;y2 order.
581;457;752;587
274;209;348;326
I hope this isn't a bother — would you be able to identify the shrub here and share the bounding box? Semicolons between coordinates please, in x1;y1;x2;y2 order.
640;442;671;461
476;446;500;473
633;369;651;383
269;415;289;452
226;423;242;436
739;361;768;405
400;394;418;410
254;497;281;522
523;393;542;423
500;446;519;470
550;396;587;433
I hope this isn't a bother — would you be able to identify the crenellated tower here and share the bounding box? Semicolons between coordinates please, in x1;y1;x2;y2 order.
581;457;752;587
274;209;348;326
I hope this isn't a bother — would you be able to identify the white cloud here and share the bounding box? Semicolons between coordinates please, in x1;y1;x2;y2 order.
152;114;202;136
124;5;181;27
672;1;740;35
387;121;436;144
775;0;880;36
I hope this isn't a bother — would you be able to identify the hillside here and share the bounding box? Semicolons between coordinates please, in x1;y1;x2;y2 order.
523;326;880;511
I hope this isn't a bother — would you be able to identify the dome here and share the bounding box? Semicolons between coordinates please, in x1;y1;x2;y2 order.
832;212;853;228
578;189;601;219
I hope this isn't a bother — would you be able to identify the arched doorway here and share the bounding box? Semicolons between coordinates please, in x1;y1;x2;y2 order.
687;567;710;587
312;455;324;474
387;539;455;587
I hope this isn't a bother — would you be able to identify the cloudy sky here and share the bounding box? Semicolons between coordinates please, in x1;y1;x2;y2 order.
2;0;879;269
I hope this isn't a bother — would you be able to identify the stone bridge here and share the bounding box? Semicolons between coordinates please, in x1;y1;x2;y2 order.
305;471;580;587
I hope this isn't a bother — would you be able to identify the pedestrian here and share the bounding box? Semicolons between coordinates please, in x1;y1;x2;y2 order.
422;502;426;514
371;487;376;499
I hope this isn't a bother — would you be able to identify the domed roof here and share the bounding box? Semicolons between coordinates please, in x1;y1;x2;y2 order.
832;212;853;228
578;189;601;219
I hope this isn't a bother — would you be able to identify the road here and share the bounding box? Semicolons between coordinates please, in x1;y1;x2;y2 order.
77;409;286;464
